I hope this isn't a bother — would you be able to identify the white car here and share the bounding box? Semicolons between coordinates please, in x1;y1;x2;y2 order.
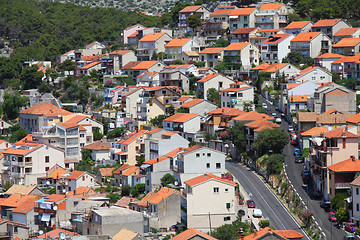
276;118;281;123
288;126;294;132
262;103;268;109
253;209;263;218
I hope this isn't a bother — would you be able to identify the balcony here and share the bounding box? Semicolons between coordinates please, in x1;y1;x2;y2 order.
172;166;184;173
334;182;351;189
34;207;56;214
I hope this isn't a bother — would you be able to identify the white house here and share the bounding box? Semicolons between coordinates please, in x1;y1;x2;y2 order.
291;66;332;83
57;171;96;194
176;99;218;117
290;32;332;58
284;21;313;35
163;113;201;142
223;42;259;69
260;34;294;64
220;81;254;110
196;73;234;99
82;141;112;166
314;53;344;71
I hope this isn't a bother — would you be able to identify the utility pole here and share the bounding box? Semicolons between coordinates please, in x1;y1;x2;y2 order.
208;212;212;235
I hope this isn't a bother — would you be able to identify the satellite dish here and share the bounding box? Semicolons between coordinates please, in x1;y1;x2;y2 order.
53;205;58;211
174;181;179;186
59;232;65;240
46;181;50;185
62;189;66;193
38;230;44;235
58;114;61;118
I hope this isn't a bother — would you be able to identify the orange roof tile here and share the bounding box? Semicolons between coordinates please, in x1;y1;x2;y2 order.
185;173;236;187
143;156;168;165
224;42;249;51
334;28;360;36
148;187;176;204
324;127;357;138
162;131;179;137
164;147;186;158
346;112;360;124
81;55;102;62
262;34;291;44
99;168;115;177
221;86;251;92
163;113;198;123
231;27;258;34
197;73;220;83
333;38;360;47
260;63;289;73
168;64;194;69
38;228;81;238
291;32;321;42
297;112;317;122
113;164;132;175
328;157;360;172
45;194;66;203
165;38;191;47
233;111;273;122
259;3;283;10
210;9;234;16
289;95;310;103
172;228;218;240
132;61;159;70
179;98;205;108
325;89;348;95
82;141;111;151
284;21;312;29
48;169;69;180
114;196;137;208
62;50;74;56
229;8;255;16
244;227;303;240
314;52;344;59
57;122;79;129
122;61;141;70
180;144;204;155
109;50;130;55
19;103;73;117
121;129;148;145
332;53;360;64
122;166;139;176
80;61;100;70
245;119;279;129
322;109;338;115
199;48;225;54
301;126;329;136
137;192;156;207
3;144;42;156
287;82;302;90
146;128;163;135
251;63;270;70
312;19;342;28
12;195;39;213
177;96;193;102
65;171;86;180
139;32;167;42
179;6;202;13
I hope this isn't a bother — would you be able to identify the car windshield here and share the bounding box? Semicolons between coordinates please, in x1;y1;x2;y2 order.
331;213;336;217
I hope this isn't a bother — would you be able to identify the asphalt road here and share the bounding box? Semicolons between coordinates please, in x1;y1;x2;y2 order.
260;95;345;240
226;161;309;239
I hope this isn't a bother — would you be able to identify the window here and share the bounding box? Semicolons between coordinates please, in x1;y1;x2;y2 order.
213;187;219;193
45;167;49;171
206;163;210;168
357;187;359;196
14;227;18;233
80;134;85;138
225;188;228;193
207;153;211;157
74;201;79;207
146;180;150;186
224;216;231;221
196;153;200;157
226;202;231;208
216;163;221;169
65;163;69;168
312;77;316;81
238;93;243;97
357;203;359;212
45;156;49;163
219;82;223;88
82;176;85;181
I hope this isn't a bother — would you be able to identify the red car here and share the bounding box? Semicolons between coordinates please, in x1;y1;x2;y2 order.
247;200;256;208
329;212;337;222
291;138;298;145
345;222;358;232
290;131;296;136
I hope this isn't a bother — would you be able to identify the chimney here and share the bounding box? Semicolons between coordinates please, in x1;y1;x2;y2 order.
238;229;244;240
351;155;355;161
157;158;159;162
102;186;105;194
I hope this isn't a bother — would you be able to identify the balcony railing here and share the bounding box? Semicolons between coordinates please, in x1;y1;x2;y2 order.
334;182;351;189
34;207;56;214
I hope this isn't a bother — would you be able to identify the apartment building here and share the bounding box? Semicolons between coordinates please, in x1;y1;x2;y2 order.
284;21;313;35
311;19;351;38
220;81;254;110
255;3;288;29
290;32;332;58
260;34;294;64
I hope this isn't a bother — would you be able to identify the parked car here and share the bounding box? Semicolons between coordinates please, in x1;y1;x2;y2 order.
295;155;303;163
253;209;263;218
313;189;322;199
320;200;331;209
288;126;294;132
345;222;358;233
344;234;355;240
329;212;337;222
247;200;256;208
262;103;268;109
294;148;301;155
271;112;277;117
291;138;298;145
290;130;296;136
276;118;281;123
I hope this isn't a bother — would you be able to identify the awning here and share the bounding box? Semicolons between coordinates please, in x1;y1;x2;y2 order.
35;199;47;203
39;202;52;209
124;121;130;124
311;137;323;146
1;167;9;171
41;213;50;222
229;16;238;19
141;164;151;169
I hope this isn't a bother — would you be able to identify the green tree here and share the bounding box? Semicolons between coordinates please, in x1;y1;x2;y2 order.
253;128;289;156
282;52;314;67
187;13;203;29
9;127;27;143
20;65;44;90
75;149;94;173
160;173;175;186
2;181;13;191
243;102;252;112
58;59;76;76
106;192;121;203
332;193;349;211
211;219;251;240
93;127;104;141
107;127;126;139
266;154;284;175
228;122;246;152
121;185;131;196
149;114;168;128
206;88;220;106
335;77;357;90
137;155;145;166
336;207;349;223
166;105;175;115
0;93;29;120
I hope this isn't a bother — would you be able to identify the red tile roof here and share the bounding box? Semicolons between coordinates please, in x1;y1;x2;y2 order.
199;48;225;54
289;94;310;103
210;9;234;16
65;171;86;180
114;196;137;208
251;63;270;70
179;98;205;108
346;112;360;124
80;61;100;70
231;27;258;34
113;164;132;175
197;73;220;83
185;173;237;187
82;141;111;151
109;50;130;55
179;144;204;155
179;6;202;13
262;34;291;44
19;103;73;117
259;3;283;10
163;113;198;123
328;157;360;172
291;32;321;42
139;32;166;42
38;228;81;238
333;38;360;47
301;126;329;136
284;21;311;29
164;147;186;158
148;187;176;204
132;61;159;70
233;111;273;122
99;168;115;177
172;228;218;240
334;28;360;36
260;63;289;73
143;156;168;165
244;227;303;240
122;166;139;176
165;38;191;47
312;19;342;28
224;42;249;51
121;129;148;145
314;52;344;59
146;128;163;135
221;86;251;92
324;127;357;138
229;8;255;16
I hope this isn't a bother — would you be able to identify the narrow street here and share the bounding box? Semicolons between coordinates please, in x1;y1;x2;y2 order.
260;95;345;240
226;161;310;239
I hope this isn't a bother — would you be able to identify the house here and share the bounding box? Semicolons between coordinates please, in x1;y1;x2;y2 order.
209;8;233;25
66;186;99;198
57;171;96;194
82;141;112;166
290;32;332;58
101;50;137;75
307;82;356;114
314;53;343;71
181;51;199;64
311;19;351;38
328;156;360;199
2;142;65;185
351;176;360;227
158;69;190;92
113;165;140;187
80;206;144;236
346;112;360;131
231;111;273;127
0;219;29;240
165;64;197;76
184;173;238;232
37;165;68;188
96;168;115;183
332;38;360;55
244;119;279;151
288;95;310;114
260;34;294;64
223;42;259;69
136;71;160;87
230;27;259;43
309;127;358;200
0;139;10;151
163;113;201;142
204;108;245;135
134;187;180;229
290;66;332;83
197;73;234;99
249;28;285;47
255;3;288;29
300;126;329;149
172;228;218;240
137;32;172;61
179;6;210;32
123;24;146;44
80;61;101;76
112;129;148;165
228;8;256;30
331;53;360;80
121;61;165;79
122;87;143;120
173;145;226;184
243;227;303;240
38;228;81;239
220;81;254;110
284;21;313;35
4;184;44;196
0;119;11;135
113;228;140;240
333;27;360;42
259;63;300;79
199;48;225;68
177;98;218;116
165;38;200;62
114;196;138;209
